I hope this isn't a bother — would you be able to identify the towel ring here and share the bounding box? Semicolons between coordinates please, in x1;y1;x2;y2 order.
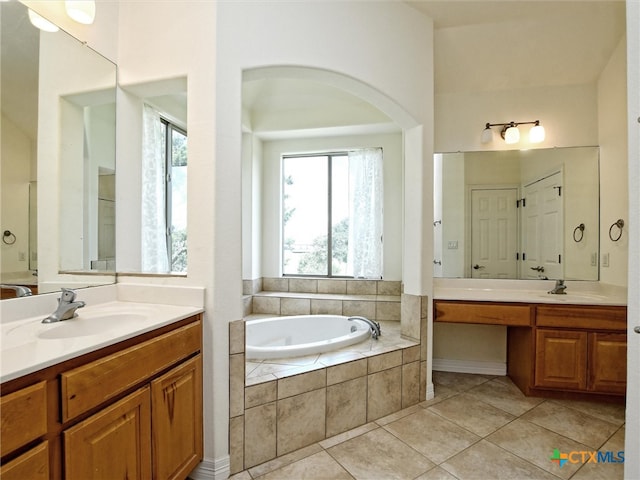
609;219;624;242
573;223;585;243
2;230;16;245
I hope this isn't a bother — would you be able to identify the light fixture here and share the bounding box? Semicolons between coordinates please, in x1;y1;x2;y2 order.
481;120;545;145
481;123;494;144
65;0;96;25
28;9;60;32
529;120;546;143
502;122;520;144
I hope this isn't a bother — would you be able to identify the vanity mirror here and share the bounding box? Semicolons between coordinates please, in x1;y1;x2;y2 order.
1;1;117;298
434;146;599;281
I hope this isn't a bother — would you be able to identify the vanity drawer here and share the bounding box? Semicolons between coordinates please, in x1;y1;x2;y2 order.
0;381;47;454
434;301;532;326
536;305;626;331
61;320;201;422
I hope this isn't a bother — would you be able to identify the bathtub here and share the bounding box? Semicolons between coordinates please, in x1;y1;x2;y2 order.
245;315;372;360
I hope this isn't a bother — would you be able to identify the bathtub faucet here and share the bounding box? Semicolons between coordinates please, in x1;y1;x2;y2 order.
348;316;381;340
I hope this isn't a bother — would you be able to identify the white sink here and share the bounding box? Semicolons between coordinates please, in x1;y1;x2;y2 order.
37;313;147;339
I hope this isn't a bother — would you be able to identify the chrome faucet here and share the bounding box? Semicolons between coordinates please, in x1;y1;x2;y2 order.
42;288;86;323
348;316;381;339
548;279;567;295
0;284;33;297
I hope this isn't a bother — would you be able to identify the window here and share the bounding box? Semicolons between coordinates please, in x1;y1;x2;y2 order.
141;104;187;273
162;120;188;272
282;148;383;278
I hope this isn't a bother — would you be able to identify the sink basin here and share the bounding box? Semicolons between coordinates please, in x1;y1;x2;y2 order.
37;313;147;339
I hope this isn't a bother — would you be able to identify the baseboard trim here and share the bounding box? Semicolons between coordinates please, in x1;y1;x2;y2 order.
190;456;229;480
426;382;435;400
432;358;506;376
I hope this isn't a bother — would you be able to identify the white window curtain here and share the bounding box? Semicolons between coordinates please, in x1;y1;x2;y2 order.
141;104;169;272
348;147;383;278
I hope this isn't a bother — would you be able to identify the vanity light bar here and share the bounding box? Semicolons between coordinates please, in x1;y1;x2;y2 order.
481;120;545;145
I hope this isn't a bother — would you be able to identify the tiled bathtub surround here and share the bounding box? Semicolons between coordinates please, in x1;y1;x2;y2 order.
242;278;402;321
229;292;428;475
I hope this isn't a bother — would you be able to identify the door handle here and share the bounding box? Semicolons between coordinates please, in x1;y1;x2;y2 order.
473;264;485;270
634;326;640;334
530;266;545;272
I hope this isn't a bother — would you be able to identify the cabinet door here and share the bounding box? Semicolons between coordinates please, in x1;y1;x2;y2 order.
535;329;587;390
0;441;49;480
64;387;152;480
151;355;203;480
588;333;627;394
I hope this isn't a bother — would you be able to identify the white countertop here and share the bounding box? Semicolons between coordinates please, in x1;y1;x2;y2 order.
0;284;204;384
434;278;627;306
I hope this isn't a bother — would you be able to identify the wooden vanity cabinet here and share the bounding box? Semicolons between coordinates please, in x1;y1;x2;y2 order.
533;305;627;396
434;299;627;399
0;314;203;480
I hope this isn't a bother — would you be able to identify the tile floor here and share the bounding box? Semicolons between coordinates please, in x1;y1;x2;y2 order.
230;371;625;480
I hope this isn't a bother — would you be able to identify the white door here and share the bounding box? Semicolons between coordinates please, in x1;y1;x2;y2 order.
521;171;563;280
470;188;518;278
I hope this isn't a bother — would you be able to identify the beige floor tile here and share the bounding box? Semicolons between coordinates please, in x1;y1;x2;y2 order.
441;440;558;480
570;426;625;480
384;408;480;464
327;427;434;480
248;444;323;478
432;371;494;392
254;451;354;480
549;398;626;426
466;377;544;416
319;423;378;450
414;466;459;480
521;401;620;449
428;393;515;436
487;418;590;479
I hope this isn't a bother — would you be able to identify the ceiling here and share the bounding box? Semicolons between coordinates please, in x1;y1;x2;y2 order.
243;0;626;138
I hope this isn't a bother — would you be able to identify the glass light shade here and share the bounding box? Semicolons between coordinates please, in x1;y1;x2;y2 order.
529;124;545;143
28;9;59;32
65;0;96;25
481;127;494;144
504;126;520;144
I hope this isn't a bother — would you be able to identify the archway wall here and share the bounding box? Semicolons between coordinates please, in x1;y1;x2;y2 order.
217;0;435;292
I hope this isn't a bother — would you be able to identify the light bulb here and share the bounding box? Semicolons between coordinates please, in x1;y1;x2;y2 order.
529;123;545;143
28;9;59;32
504;126;520;144
65;0;96;25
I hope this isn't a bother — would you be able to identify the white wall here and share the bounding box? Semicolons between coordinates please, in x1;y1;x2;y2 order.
114;1;219;474
624;2;640;476
598;36;629;287
258;133;403;280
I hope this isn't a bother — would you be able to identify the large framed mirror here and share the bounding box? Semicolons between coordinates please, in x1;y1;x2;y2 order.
434;146;599;281
1;1;117;298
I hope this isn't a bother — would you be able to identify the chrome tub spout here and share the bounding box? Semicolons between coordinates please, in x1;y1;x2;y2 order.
348;316;381;339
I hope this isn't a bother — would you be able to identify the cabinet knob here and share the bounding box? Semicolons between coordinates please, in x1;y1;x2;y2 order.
634;326;640;334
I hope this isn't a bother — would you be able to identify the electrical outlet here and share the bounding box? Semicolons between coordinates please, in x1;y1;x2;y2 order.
18;252;26;262
602;253;610;268
447;240;458;249
591;253;597;266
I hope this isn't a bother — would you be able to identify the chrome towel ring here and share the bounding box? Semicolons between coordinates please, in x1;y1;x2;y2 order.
2;230;16;245
609;219;624;242
573;223;585;242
